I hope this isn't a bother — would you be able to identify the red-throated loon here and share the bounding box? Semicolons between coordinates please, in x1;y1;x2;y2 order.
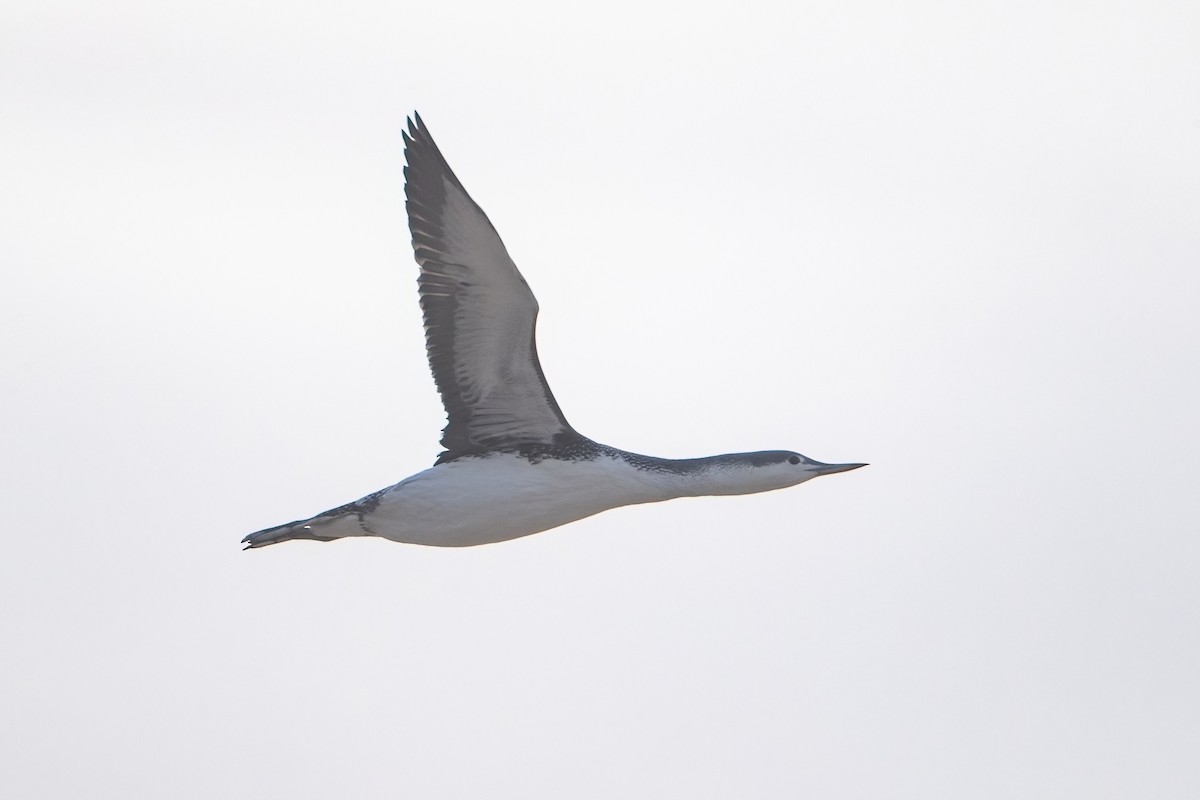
243;114;865;549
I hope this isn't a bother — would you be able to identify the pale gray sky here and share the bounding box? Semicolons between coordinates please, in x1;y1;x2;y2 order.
2;1;1198;797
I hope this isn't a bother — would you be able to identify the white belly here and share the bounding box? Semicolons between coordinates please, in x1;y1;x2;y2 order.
361;453;675;546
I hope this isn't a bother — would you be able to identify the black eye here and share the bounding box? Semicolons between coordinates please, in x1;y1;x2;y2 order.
788;456;801;465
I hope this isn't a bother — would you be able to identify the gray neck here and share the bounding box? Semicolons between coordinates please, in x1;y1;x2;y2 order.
607;448;787;499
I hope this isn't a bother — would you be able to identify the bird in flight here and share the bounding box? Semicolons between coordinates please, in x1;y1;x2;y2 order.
243;113;865;549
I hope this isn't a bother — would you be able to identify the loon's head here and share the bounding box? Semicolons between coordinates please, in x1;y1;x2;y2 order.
704;450;868;495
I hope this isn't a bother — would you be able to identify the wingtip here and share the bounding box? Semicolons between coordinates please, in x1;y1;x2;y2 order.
406;111;425;139
403;112;428;157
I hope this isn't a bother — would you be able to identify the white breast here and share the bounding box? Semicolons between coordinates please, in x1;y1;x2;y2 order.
362;453;678;547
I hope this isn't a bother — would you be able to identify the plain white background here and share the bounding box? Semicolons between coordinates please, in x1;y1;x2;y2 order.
2;1;1198;797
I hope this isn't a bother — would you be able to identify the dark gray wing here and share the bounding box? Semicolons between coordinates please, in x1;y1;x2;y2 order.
403;113;576;463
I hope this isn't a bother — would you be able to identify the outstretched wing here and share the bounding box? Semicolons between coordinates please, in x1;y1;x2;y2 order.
403;114;576;463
